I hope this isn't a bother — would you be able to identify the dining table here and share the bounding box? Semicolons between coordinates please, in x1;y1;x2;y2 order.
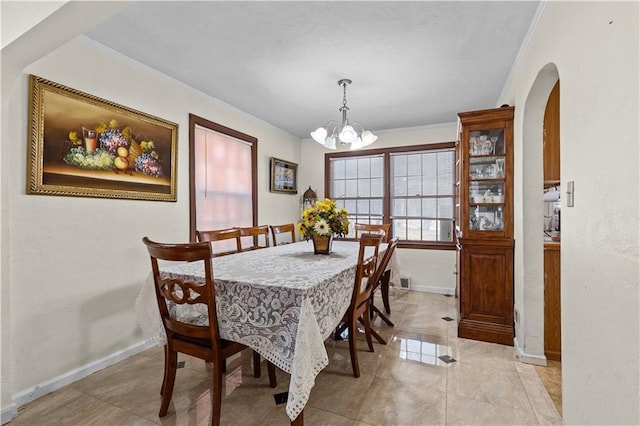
135;239;399;424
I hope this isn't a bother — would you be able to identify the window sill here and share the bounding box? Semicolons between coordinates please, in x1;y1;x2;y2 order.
338;238;456;250
398;241;456;250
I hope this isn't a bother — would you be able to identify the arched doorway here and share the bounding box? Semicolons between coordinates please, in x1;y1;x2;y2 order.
517;63;559;360
518;62;562;414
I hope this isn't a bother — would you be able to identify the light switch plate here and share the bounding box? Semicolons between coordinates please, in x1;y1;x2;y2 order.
567;181;575;207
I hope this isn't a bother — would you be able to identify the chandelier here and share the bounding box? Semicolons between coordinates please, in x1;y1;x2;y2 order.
310;79;377;150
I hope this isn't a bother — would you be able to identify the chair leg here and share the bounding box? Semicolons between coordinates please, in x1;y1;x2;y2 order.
361;310;374;352
159;348;177;417
210;357;224;426
371;303;395;327
368;322;388;345
348;316;360;378
160;344;168;396
267;362;277;388
381;271;392;314
334;321;347;340
359;309;388;345
291;409;304;425
253;351;261;378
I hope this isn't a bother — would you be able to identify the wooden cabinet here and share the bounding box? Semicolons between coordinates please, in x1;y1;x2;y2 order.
544;243;561;360
455;106;514;345
543;81;561;360
543;81;560;185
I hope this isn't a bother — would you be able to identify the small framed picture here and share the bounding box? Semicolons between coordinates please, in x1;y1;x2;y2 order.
270;157;298;194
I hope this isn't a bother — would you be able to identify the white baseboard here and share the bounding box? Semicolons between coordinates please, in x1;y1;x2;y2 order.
1;403;17;425
407;284;455;296
514;337;547;366
10;340;155;412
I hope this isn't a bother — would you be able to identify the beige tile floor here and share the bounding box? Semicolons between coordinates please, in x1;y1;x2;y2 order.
535;360;562;416
11;291;562;425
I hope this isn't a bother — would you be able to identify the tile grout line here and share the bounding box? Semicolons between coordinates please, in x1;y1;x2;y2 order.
444;315;449;424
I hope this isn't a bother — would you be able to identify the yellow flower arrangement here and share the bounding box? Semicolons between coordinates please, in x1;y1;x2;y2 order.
298;198;350;241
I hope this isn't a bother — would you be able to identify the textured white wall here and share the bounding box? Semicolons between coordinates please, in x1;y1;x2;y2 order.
0;1;67;49
3;35;300;407
1;2;133;421
300;123;458;293
500;2;639;424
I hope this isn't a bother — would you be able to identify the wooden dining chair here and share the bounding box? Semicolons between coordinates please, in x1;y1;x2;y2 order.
369;236;400;333
354;224;393;316
354;223;391;243
142;237;276;426
236;225;270;251
335;233;384;378
196;228;242;257
270;223;296;246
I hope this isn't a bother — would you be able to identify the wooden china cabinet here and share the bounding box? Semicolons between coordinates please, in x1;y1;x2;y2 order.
455;106;514;346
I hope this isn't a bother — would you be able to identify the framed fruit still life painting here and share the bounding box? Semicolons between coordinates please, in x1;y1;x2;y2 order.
27;75;178;201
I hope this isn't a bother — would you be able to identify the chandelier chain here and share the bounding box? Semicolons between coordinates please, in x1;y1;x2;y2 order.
341;81;349;111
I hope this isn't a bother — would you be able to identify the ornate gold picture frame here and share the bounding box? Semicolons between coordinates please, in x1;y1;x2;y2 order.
27;75;178;201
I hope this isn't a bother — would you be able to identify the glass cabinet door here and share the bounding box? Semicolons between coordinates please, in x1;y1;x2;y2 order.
469;129;505;155
467;128;506;232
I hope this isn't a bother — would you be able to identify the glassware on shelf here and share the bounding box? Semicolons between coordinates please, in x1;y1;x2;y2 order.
470;181;504;203
470;205;481;229
494;207;504;230
495;158;505;178
470;192;483;203
479;135;492;155
470;158;502;179
469;205;505;230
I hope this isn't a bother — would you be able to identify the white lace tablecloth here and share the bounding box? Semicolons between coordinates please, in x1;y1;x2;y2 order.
135;240;398;421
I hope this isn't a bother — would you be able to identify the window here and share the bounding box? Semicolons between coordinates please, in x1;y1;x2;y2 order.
329;153;385;232
391;149;454;243
189;114;257;247
326;142;455;249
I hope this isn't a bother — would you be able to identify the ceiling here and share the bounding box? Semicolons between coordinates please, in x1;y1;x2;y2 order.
84;1;540;139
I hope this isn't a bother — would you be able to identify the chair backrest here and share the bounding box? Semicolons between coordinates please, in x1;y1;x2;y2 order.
142;237;222;348
351;233;384;310
195;228;242;257
270;223;296;245
373;236;399;289
354;223;391;243
236;225;270;251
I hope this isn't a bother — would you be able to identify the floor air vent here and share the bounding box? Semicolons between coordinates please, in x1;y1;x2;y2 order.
400;276;411;289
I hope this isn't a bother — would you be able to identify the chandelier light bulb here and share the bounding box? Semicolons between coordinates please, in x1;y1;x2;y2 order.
325;135;337;150
360;130;378;146
339;124;357;143
311;127;328;145
349;137;364;151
